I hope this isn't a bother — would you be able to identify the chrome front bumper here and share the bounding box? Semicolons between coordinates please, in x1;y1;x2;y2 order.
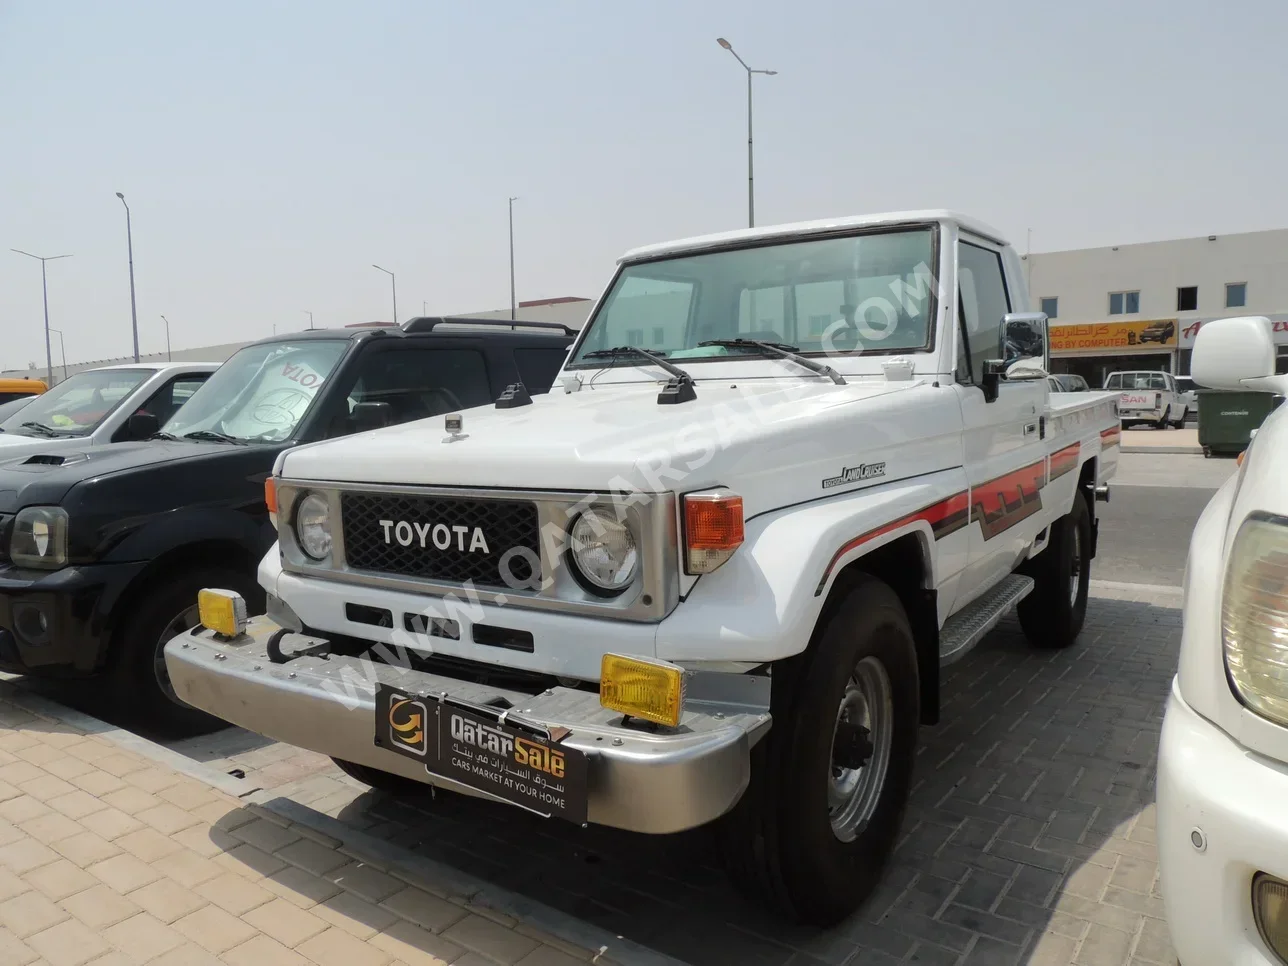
164;615;772;834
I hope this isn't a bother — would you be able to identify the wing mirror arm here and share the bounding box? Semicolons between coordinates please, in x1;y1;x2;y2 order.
981;360;1006;403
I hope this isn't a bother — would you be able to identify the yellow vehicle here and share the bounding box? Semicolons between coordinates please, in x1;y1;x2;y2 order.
0;378;48;404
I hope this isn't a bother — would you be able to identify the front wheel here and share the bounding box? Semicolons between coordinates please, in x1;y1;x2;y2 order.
717;575;919;926
1017;495;1092;649
112;566;264;734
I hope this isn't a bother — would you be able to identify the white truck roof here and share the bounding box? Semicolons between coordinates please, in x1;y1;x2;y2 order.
619;209;1008;264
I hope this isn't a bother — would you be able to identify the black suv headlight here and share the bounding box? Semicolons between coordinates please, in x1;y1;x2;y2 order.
10;507;70;570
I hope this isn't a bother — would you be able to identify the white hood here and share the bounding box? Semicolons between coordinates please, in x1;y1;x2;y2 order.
279;377;966;515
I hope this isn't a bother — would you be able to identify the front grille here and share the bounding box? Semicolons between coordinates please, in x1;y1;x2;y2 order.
340;493;539;589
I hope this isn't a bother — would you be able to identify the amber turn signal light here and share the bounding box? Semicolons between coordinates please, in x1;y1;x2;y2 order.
683;492;744;575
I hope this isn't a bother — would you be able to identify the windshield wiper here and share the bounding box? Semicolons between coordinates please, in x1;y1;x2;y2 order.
149;432;180;441
20;421;62;438
582;346;697;404
182;430;248;445
698;339;847;385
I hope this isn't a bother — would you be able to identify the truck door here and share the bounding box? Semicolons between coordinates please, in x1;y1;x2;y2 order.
952;237;1049;612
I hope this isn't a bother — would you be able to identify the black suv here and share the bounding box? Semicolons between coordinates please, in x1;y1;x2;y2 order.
0;318;573;730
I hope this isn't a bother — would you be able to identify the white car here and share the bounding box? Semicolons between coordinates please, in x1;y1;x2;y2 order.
1157;315;1288;964
0;362;219;463
1104;369;1188;429
164;209;1120;926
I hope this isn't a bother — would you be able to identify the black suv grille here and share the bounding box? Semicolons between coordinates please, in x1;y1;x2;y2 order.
340;493;539;588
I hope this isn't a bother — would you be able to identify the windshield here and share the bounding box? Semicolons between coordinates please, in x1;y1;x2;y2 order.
162;340;347;442
568;228;937;367
0;368;151;437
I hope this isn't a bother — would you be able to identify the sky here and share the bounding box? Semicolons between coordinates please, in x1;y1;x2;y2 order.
3;0;1288;372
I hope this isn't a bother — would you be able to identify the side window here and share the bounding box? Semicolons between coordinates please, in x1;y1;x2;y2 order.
134;373;211;425
513;347;569;393
1105;374;1121;389
328;349;492;438
957;242;1012;383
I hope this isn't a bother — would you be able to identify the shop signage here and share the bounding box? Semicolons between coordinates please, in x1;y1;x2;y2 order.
1050;319;1178;353
1179;317;1288;347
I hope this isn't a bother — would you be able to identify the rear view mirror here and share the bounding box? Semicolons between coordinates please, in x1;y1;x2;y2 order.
999;313;1049;369
1192;317;1276;391
351;401;394;433
126;412;160;440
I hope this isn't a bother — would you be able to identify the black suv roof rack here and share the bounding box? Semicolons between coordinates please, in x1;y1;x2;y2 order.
402;316;577;337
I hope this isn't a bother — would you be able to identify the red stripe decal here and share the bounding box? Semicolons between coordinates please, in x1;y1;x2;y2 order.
970;459;1046;541
1048;442;1080;481
814;492;968;595
1100;425;1121;449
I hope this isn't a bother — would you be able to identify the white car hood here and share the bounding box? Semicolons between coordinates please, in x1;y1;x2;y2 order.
279;377;933;498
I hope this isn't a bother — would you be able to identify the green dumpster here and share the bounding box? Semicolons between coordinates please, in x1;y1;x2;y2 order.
1197;390;1283;457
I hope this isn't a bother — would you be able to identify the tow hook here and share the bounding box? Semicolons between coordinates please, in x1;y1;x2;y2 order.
1094;484;1110;503
833;721;874;770
266;629;333;665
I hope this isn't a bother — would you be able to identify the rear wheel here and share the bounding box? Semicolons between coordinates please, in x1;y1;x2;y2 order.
1172;408;1187;429
718;575;919;926
1017;495;1092;650
1155;407;1171;429
112;566;263;735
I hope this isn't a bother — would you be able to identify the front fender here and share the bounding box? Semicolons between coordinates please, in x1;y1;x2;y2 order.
655;468;968;663
97;506;274;565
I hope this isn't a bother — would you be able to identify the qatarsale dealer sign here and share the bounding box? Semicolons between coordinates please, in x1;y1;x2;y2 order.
1050;319;1178;352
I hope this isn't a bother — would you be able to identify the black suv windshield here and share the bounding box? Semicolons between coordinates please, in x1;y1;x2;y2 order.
162;341;348;442
0;368;151;437
568;228;937;366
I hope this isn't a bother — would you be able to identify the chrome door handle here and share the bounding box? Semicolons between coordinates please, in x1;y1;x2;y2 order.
1023;422;1038;436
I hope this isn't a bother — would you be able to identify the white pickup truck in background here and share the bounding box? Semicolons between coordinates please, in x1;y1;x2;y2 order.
165;210;1120;926
1105;369;1188;429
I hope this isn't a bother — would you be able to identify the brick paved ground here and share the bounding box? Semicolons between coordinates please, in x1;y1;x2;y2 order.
166;584;1182;966
0;685;604;965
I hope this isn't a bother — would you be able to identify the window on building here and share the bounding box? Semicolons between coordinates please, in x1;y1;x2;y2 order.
1109;291;1140;315
1226;282;1247;308
1040;296;1058;319
1177;286;1198;312
651;326;665;346
626;328;645;345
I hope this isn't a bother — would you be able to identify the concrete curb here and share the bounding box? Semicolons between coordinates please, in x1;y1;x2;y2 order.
1120;444;1205;455
11;683;682;966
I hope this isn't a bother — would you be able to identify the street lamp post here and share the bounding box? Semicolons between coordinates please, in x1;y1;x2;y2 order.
47;328;68;381
115;192;140;362
302;310;314;330
160;315;172;361
372;265;397;326
716;38;777;228
508;196;519;320
11;249;72;387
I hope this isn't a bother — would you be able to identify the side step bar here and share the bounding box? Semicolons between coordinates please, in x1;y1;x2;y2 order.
938;574;1035;665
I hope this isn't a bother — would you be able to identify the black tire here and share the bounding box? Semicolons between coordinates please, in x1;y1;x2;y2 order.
1155;408;1170;429
1172;410;1187;429
111;566;263;734
717;575;919;926
331;758;434;796
1017;495;1091;650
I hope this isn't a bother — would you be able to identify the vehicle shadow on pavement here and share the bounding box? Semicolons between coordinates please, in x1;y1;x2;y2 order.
318;591;1181;966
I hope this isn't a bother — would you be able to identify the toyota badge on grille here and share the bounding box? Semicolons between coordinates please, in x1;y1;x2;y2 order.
442;413;469;443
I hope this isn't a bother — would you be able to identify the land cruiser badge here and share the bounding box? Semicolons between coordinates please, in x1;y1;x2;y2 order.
822;462;887;489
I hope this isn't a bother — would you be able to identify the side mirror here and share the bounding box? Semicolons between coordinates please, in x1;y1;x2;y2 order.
126;412;160;440
1192;316;1276;391
351;401;394;433
981;313;1049;403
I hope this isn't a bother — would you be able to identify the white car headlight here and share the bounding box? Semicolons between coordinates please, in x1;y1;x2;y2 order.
1222;512;1288;726
10;506;70;569
294;493;333;560
569;509;638;594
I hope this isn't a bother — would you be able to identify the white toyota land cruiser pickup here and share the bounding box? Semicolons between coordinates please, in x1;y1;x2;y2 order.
165;210;1120;925
1157;315;1288;965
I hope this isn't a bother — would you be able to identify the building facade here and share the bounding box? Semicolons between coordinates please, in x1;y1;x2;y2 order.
1026;228;1288;389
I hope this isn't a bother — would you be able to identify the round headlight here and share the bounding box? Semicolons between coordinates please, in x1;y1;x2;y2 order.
569;509;638;594
295;493;332;560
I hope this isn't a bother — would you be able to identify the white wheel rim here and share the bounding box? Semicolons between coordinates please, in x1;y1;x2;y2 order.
828;656;894;842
